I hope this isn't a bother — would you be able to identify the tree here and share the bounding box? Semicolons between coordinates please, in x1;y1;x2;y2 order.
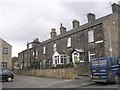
12;57;18;69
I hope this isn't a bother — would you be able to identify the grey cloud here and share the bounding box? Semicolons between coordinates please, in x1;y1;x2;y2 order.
60;2;113;24
0;0;119;56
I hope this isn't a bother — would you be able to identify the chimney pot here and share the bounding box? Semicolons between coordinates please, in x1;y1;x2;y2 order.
72;19;80;28
87;13;96;22
50;28;57;38
112;3;120;13
60;23;66;34
27;42;29;49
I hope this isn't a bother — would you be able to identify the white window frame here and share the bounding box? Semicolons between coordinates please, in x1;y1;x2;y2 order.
54;56;59;64
36;50;38;56
88;51;95;62
95;40;103;44
53;43;57;52
67;37;71;47
35;50;38;59
88;30;94;43
60;55;67;64
53;55;68;65
33;51;35;56
43;46;46;54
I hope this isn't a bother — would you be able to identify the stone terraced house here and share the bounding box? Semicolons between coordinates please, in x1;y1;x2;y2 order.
18;3;120;70
0;38;12;69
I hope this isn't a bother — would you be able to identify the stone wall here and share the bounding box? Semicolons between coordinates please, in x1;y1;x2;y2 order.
118;13;120;56
14;67;89;79
1;38;12;68
103;13;119;57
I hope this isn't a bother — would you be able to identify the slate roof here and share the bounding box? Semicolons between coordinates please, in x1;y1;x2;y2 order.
39;13;112;46
74;49;84;53
55;50;66;54
0;38;12;47
19;12;113;54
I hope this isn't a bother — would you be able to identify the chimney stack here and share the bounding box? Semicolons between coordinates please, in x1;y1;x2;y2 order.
72;19;80;28
60;23;66;34
27;42;29;49
87;13;96;22
112;3;120;13
50;28;57;38
32;38;40;48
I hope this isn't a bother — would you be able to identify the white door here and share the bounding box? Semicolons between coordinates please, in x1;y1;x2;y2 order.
72;51;79;64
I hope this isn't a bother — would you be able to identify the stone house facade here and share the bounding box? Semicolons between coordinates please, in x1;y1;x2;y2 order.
0;38;12;69
18;3;120;70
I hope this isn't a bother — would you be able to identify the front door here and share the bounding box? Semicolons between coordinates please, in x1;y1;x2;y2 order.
79;53;84;62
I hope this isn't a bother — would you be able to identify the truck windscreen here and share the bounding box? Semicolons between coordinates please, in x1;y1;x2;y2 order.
92;60;107;66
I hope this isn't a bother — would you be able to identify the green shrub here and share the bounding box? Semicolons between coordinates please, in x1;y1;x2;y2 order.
75;61;80;65
31;60;40;69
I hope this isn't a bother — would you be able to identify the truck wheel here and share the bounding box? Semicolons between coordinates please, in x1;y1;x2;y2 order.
114;75;120;84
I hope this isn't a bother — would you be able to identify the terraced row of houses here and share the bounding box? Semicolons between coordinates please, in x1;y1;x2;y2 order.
18;3;120;70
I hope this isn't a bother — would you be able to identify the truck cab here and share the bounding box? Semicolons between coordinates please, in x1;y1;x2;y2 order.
90;57;120;83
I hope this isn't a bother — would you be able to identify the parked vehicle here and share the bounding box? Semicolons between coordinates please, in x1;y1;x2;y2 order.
90;56;120;83
0;68;14;82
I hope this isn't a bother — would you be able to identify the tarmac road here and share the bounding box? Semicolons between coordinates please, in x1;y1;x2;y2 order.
2;75;89;88
2;75;120;89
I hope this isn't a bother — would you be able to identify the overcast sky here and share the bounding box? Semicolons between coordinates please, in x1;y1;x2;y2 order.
0;0;119;57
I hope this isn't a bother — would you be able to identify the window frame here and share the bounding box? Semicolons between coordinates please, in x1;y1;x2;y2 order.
60;55;67;64
67;37;72;47
53;55;68;65
3;47;8;54
88;51;96;62
88;30;94;43
1;62;7;68
43;46;46;55
36;50;38;56
53;43;57;52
